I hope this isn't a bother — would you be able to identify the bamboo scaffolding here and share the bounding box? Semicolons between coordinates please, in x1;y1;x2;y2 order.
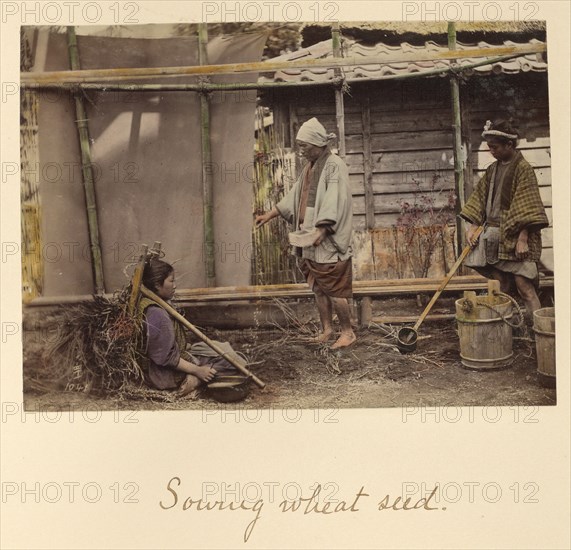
23;34;549;299
66;27;105;294
448;22;466;255
22;51;545;94
198;23;216;287
21;43;546;85
332;22;346;158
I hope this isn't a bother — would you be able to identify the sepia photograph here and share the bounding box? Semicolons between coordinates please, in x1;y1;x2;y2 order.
20;20;556;411
2;2;570;549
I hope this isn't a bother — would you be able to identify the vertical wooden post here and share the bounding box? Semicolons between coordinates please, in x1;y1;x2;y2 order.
360;297;373;327
460;93;474;272
361;95;375;230
448;22;466;255
288;101;298;148
461;91;474;200
332;22;346;158
289;102;302;174
198;23;216;287
66;27;105;294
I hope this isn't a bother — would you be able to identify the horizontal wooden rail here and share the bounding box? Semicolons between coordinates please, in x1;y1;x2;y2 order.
26;275;554;307
21;53;534;91
21;43;546;85
175;275;554;304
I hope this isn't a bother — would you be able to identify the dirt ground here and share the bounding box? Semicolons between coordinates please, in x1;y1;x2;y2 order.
23;319;556;411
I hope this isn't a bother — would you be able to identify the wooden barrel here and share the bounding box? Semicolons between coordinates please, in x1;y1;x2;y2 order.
455;295;513;369
533;307;556;382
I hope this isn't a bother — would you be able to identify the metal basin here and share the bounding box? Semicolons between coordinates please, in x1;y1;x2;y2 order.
206;375;251;403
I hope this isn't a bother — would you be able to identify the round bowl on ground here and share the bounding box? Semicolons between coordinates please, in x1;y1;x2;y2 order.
205;375;251;403
396;326;418;354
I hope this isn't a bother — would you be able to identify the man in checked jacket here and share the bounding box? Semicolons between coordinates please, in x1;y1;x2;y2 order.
461;119;549;320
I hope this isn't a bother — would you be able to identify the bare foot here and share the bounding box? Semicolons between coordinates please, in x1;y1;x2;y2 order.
315;330;333;343
178;374;201;397
331;331;356;350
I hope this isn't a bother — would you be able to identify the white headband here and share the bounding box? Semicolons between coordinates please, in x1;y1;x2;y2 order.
481;120;518;140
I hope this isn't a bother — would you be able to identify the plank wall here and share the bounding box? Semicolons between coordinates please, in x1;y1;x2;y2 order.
284;78;456;230
264;72;553;280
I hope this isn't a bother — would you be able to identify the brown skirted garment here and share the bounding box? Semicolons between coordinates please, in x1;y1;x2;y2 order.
300;258;353;299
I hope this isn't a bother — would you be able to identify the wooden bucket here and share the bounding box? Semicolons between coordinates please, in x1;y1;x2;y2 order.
533;307;556;383
455;292;514;370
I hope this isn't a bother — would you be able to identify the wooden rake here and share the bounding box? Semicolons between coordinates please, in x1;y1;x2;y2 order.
128;242;266;389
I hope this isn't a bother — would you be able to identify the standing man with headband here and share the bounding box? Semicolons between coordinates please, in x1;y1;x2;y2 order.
461;119;549;321
255;117;356;349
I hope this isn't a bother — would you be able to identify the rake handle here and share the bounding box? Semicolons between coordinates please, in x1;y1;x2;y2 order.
412;225;484;332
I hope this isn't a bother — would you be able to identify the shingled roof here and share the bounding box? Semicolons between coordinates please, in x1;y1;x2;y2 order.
259;38;547;83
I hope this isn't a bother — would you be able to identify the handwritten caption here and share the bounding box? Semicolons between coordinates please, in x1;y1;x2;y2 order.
159;478;540;542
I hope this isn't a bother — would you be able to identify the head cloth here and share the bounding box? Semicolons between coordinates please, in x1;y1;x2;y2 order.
296;117;336;146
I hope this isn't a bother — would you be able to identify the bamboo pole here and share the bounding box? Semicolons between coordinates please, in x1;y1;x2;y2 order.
23;79;343;92
21;88;43;302
22;51;542;92
332;22;346;158
21;43;546;84
448;22;466;256
198;23;216;287
66;27;105;294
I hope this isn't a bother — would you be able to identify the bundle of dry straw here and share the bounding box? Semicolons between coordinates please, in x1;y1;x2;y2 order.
42;289;146;394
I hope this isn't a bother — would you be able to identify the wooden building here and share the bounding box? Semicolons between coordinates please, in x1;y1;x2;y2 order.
21;23;552;303
256;26;551;283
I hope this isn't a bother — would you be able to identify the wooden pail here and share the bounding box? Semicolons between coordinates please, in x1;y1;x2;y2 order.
533;307;556;384
455;292;514;370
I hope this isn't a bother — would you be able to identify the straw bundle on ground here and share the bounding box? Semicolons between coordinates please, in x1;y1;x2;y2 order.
42;290;146;393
